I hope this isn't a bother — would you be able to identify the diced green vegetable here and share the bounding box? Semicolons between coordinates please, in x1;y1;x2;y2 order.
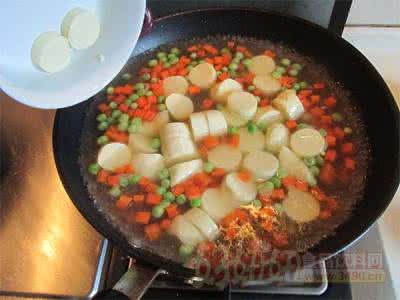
190;198;202;208
228;126;239;135
128;174;141;185
119;176;129;187
97;135;109;145
161;179;171;188
176;194;187;205
179;244;194;258
109;186;121;197
247;122;258;133
88;163;100;175
152;205;165;218
97;121;109;131
204;162;215;173
158;168;170;180
96;113;107;122
281;58;291;66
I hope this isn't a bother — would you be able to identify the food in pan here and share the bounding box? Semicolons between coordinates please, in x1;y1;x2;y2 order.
83;38;368;269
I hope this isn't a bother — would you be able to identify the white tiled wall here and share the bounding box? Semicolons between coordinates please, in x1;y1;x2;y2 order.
346;0;400;25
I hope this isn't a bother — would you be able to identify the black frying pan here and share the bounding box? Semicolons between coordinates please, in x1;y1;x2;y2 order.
53;8;400;299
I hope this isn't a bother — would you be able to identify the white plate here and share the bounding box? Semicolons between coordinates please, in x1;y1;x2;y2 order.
0;0;145;109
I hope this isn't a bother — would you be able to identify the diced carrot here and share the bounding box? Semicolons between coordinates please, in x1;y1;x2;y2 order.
203;44;218;55
177;68;188;76
218;72;229;81
299;90;313;97
133;194;145;203
139;176;151;187
201;98;215;110
263;50;276;58
171;184;185;196
333;127;345;140
313;83;325;90
310;95;321;104
144;183;157;193
341;143;354;154
262;220;274;232
97;169;109;183
107;175;120;186
197;50;206;57
324;96;337;108
160;219;172;230
116;195;133;209
320;115;332;125
146;193;162;205
253;89;263;96
187;45;198;52
227;41;235;49
326;198;338;211
259;194;272;205
193;172;211;188
188;85;201;95
282;176;296;188
144;223;161;241
198;145;208;158
211;168;225;178
202;136;220;149
286;120;297;129
98;103;110;113
135;211;151;224
295;180;309;191
271;189;285;199
237;170;252;182
185;185;202;200
326;135;337;147
222;209;248;227
319;163;336;185
105;129;129;143
319;210;332;220
259;99;269;107
229;134;240;147
300;98;312;110
280;76;296;88
344;157;356;171
166;204;180;219
325;150;337;162
272;231;289;248
310;107;325;117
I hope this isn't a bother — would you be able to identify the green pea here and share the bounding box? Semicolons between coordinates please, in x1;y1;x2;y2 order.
235;52;244;59
97;121;108;131
124;99;133;106
293;83;301;91
118;122;128;132
131;117;142;126
247;122;258;133
220;47;230;54
187;65;194;71
275;66;286;74
96;113;107;122
299;81;308;89
291;63;302;71
344;127;353;135
190;52;197;59
297;123;311;129
97;135;109;145
204;162;215;173
332;112;343;122
289;69;298;76
179;244;194;258
221;66;228;72
135;83;145;90
161;179;171;188
159;168;170;179
137;89;146;96
88;163;100;175
170;57;179;65
119;113;130;123
308;176;317;187
170;47;180;55
228;63;238;71
151;77;159;83
304;157;316;167
190;61;198;67
151;138;161;150
128;123;138;133
315;155;325;167
110;110;121;119
128;174;141;185
119;176;129;187
242;58;252;67
232;57;241;64
167;53;176;60
270;176;281;188
319;129;327;137
229;71;238;78
157;186;167;195
216;71;222;76
163;62;171;68
152;205;165;218
281;58;291;66
159;56;167;63
142;73;151;81
253;199;262;209
129;94;139;102
272;71;282;79
262;181;275;191
310;166;320;176
190;198;202;208
157;95;165;103
109;101;117;109
247;85;255;91
228;126;239;135
106;86;114;95
176;194;187;205
276;168;287;178
145;91;153;97
157;52;166;58
163;192;175;202
158;104;167;111
159;200;171;209
130;103;138;109
122;73;132;80
148;59;158;67
109;186;121;197
273;203;284;214
107;116;117;124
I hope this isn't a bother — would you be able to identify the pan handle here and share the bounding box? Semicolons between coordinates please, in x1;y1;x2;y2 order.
93;262;162;300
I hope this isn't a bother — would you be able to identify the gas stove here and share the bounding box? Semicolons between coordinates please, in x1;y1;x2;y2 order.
1;1;396;299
